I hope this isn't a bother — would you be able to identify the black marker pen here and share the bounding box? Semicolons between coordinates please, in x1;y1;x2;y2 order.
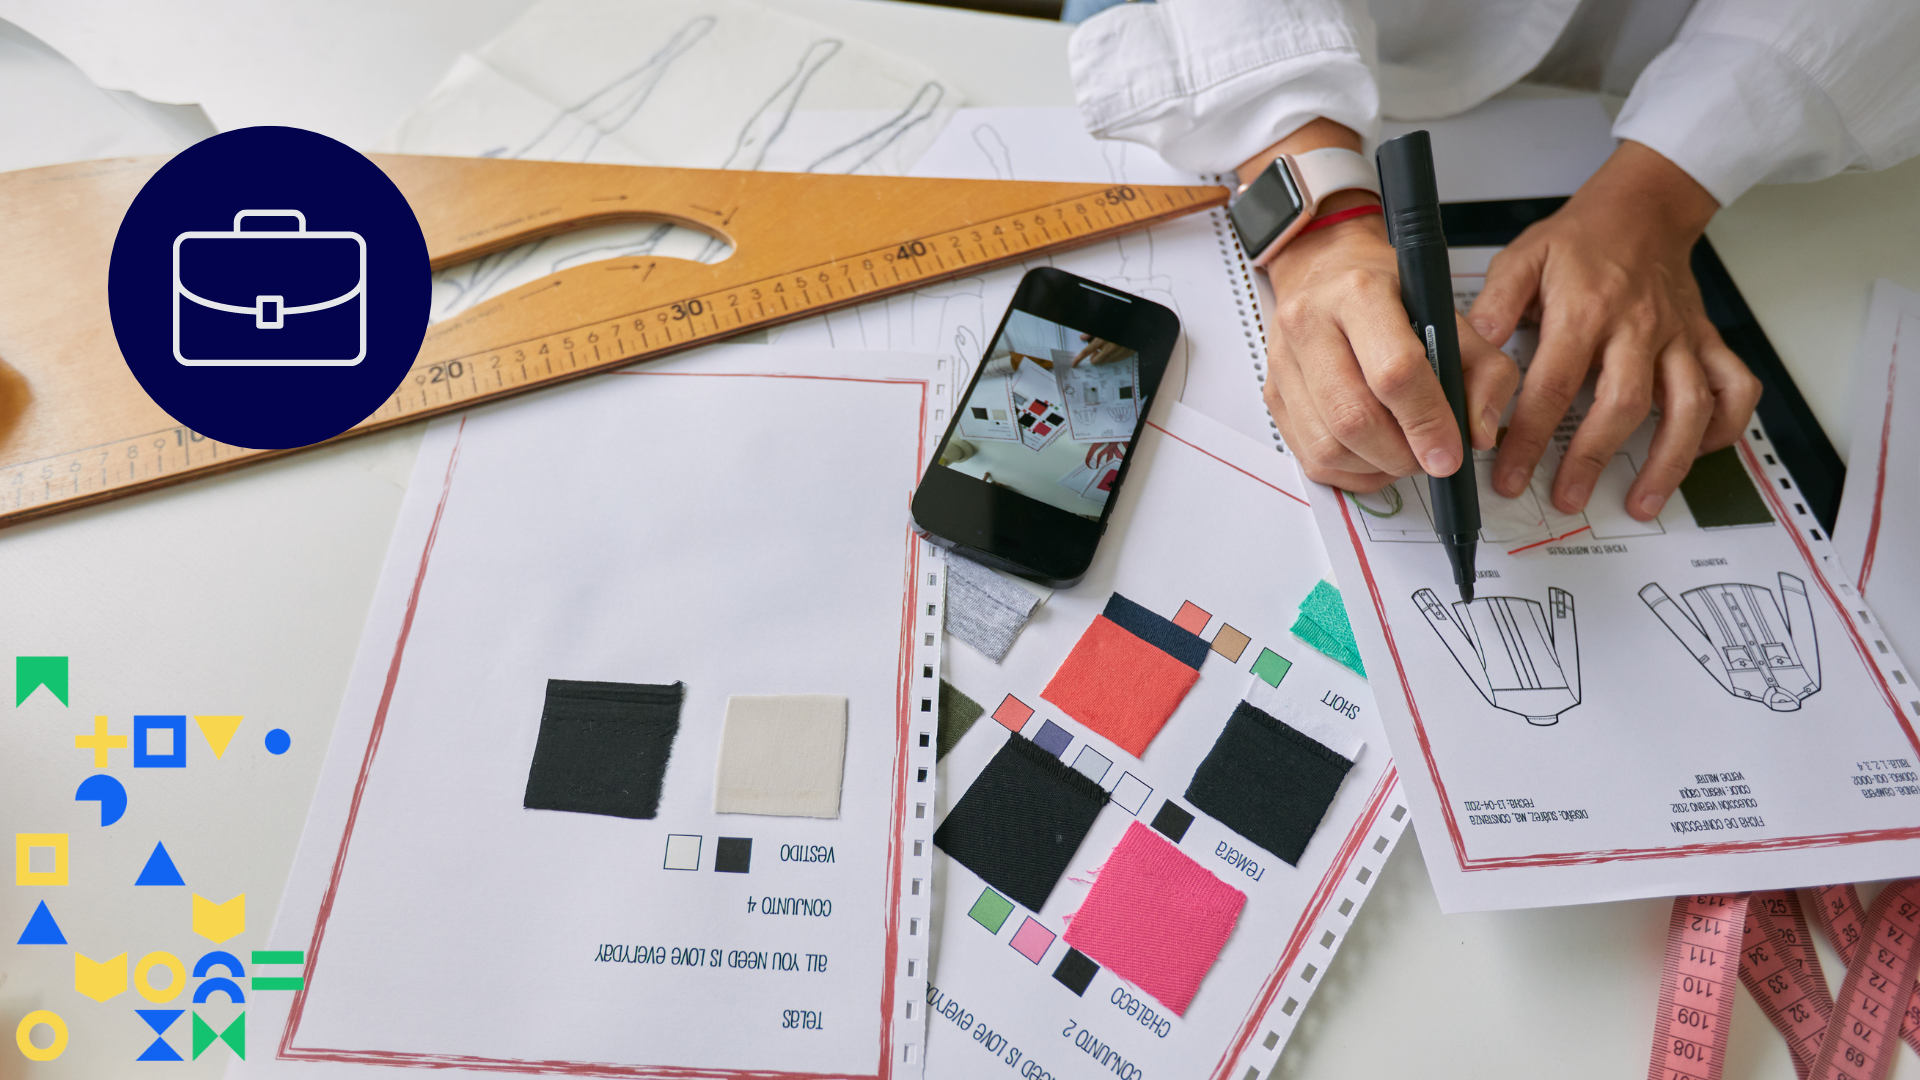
1377;131;1479;602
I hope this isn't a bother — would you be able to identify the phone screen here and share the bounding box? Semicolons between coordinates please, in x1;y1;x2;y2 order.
935;307;1143;521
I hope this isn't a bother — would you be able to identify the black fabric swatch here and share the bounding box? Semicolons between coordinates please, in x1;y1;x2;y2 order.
1104;593;1209;670
523;680;683;820
1150;800;1195;843
1053;949;1099;996
1186;700;1355;866
933;733;1110;911
715;837;752;874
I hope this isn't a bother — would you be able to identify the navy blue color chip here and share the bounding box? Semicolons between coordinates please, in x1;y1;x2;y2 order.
108;125;431;450
715;837;752;874
1104;593;1209;670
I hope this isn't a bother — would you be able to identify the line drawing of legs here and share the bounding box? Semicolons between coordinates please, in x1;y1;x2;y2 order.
1638;573;1820;711
1413;587;1581;725
724;39;842;171
511;15;718;162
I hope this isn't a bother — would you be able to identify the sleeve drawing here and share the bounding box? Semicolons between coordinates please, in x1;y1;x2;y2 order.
1637;573;1821;712
1412;588;1581;726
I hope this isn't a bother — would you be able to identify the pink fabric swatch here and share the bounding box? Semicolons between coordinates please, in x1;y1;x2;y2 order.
1009;916;1056;964
1063;821;1245;1016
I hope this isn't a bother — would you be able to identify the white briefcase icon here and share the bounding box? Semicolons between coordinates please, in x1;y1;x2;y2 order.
172;209;367;366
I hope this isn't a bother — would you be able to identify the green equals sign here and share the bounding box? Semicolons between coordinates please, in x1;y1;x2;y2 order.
250;951;305;991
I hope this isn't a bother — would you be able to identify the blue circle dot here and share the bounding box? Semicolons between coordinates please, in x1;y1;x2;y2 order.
265;728;291;755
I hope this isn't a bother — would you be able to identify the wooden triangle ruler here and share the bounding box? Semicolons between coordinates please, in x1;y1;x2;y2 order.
0;154;1225;527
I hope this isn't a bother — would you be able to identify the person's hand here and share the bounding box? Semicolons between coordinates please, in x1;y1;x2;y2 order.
1467;140;1762;521
1261;201;1517;492
1072;335;1134;366
1247;120;1517;493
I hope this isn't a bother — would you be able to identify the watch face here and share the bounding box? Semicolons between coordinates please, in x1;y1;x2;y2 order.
1228;160;1305;257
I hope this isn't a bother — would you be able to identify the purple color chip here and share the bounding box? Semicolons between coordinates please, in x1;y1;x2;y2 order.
1031;719;1073;758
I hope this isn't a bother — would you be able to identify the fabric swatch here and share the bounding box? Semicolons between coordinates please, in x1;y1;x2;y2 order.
1186;698;1358;865
714;694;847;819
1041;615;1200;757
945;553;1043;662
523;680;683;820
938;680;986;761
934;733;1111;911
1064;821;1246;1016
1290;579;1366;677
1103;592;1210;669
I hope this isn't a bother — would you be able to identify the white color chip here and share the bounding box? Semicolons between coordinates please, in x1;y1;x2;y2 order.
715;694;849;819
1110;772;1153;816
1070;745;1112;785
663;834;702;871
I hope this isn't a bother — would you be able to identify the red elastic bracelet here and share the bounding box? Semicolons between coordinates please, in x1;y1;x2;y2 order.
1299;203;1383;235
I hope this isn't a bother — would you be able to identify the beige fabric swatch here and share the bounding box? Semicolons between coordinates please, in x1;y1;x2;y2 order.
714;694;848;818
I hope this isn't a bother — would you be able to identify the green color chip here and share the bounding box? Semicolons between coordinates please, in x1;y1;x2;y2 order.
250;976;304;991
250;950;304;965
15;655;68;706
937;680;986;761
1251;648;1293;688
1678;445;1774;529
967;886;1015;933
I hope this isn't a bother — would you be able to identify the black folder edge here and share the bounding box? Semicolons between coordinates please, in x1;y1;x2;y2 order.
1441;196;1844;532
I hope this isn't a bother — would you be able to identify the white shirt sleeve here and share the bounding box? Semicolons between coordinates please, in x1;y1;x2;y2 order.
1613;0;1920;206
1066;0;1380;175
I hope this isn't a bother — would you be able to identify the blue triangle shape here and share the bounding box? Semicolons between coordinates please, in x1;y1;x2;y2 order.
135;841;184;886
137;1037;183;1061
16;900;65;944
136;1010;182;1036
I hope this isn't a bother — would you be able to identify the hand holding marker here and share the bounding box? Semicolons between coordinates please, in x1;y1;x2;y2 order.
1378;131;1479;601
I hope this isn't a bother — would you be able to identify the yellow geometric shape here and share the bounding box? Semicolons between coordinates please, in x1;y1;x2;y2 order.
75;951;128;1002
193;715;244;760
15;832;68;886
135;950;187;1003
74;714;127;767
193;893;245;944
15;1010;68;1061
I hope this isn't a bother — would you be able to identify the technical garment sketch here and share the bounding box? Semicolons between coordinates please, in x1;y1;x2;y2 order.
1639;574;1822;712
1414;587;1581;725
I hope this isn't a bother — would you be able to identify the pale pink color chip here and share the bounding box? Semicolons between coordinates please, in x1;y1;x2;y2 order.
1172;600;1212;635
1008;916;1056;964
1064;821;1245;1015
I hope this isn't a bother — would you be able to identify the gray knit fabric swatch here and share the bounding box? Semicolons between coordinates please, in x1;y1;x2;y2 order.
945;554;1042;662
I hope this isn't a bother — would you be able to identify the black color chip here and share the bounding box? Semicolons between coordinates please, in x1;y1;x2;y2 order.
1186;700;1355;866
1150;800;1195;843
933;733;1110;911
1053;949;1099;996
715;836;753;874
523;680;683;820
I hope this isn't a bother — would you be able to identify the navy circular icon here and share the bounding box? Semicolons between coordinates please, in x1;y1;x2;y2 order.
108;126;431;450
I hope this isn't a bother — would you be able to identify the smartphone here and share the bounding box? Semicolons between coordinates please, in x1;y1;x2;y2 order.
911;267;1179;587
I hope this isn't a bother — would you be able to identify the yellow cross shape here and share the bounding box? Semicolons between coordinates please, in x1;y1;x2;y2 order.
75;715;126;767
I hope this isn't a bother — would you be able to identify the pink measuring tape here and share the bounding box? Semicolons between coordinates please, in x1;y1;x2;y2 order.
1650;880;1920;1080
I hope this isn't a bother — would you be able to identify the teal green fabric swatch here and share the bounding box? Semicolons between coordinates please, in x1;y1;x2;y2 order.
1290;579;1366;678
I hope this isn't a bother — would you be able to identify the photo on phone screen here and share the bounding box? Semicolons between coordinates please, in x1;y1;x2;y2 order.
913;268;1180;587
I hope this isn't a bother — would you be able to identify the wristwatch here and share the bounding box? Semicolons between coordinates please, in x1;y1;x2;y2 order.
1227;147;1382;268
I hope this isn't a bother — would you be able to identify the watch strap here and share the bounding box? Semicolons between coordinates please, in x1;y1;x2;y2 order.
1289;147;1380;208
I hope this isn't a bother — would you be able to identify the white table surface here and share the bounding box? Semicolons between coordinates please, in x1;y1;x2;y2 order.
0;2;1914;1078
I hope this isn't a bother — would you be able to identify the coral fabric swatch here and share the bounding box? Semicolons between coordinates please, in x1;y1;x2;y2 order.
1041;615;1199;757
1064;821;1245;1016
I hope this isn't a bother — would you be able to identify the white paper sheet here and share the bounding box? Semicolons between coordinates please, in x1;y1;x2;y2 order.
779;107;1279;451
234;346;949;1078
382;0;962;322
929;402;1408;1080
1309;248;1920;913
1834;279;1920;671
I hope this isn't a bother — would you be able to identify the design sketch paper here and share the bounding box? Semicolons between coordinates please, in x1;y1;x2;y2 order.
778;108;1279;451
1834;279;1920;670
235;347;944;1078
930;402;1407;1080
1310;247;1920;912
382;0;961;323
